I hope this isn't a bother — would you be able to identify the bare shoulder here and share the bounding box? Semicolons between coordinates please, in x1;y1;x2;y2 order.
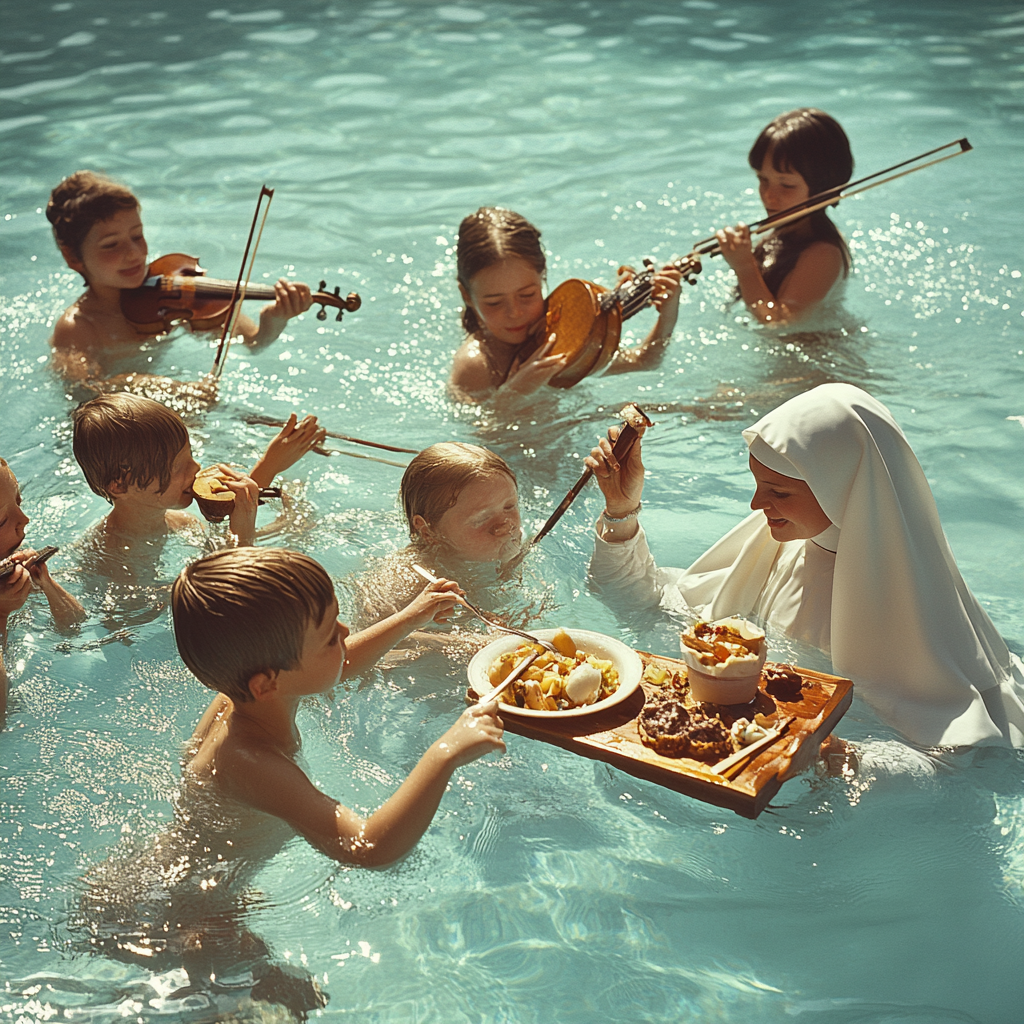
796;240;845;271
50;303;102;350
450;335;496;395
166;510;200;531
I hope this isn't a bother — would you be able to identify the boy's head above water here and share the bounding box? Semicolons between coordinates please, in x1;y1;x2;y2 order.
172;547;341;703
47;170;146;287
401;442;521;563
72;393;196;506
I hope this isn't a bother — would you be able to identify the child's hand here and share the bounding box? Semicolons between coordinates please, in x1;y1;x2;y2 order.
651;265;682;315
212;466;260;546
716;223;756;273
504;337;569;396
0;556;33;616
263;279;313;322
252;413;327;485
434;702;506;769
404;578;464;628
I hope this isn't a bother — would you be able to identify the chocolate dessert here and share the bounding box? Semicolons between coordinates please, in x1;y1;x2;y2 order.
638;694;733;761
763;664;804;703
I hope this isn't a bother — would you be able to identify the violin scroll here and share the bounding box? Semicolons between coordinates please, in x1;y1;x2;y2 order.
315;282;362;322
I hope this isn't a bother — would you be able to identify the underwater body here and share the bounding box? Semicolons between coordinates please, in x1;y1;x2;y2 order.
1;1;1023;1022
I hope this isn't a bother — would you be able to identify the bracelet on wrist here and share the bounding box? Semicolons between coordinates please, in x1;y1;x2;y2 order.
601;503;641;523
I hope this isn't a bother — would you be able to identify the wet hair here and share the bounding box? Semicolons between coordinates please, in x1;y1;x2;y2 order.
172;548;336;703
456;207;545;334
46;170;139;260
401;442;517;540
71;393;189;504
747;108;853;295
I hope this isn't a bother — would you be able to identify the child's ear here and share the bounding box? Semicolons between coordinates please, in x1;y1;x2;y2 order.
457;282;474;310
410;514;434;542
107;477;129;497
60;246;87;278
247;670;279;701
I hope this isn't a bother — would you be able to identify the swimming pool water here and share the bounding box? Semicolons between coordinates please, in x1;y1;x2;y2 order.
1;1;1023;1021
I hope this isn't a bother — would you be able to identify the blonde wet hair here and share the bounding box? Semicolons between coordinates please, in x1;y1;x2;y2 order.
401;442;517;540
172;547;335;703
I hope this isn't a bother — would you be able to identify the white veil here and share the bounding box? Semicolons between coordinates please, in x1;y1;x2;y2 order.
678;383;1024;748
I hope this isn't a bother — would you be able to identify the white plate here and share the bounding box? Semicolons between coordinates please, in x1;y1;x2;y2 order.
467;628;644;719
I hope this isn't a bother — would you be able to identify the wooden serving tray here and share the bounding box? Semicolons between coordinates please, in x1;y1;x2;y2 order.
481;652;853;820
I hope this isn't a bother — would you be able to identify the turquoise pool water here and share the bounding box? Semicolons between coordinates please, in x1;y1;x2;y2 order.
2;1;1023;1021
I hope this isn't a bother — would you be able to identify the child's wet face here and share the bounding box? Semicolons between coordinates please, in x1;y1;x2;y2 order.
749;455;832;543
65;208;148;291
757;152;811;218
463;258;545;346
294;597;349;695
123;442;200;510
0;464;30;559
432;473;522;563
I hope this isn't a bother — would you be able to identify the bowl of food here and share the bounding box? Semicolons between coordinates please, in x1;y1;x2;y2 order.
467;627;643;718
679;617;767;705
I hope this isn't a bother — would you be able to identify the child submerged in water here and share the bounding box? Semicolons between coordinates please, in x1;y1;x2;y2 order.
354;442;525;630
46;170;311;392
78;546;501;996
449;207;683;399
715;108;854;326
0;456;86;724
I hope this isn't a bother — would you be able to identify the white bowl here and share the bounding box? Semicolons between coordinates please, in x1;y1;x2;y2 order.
467;628;643;719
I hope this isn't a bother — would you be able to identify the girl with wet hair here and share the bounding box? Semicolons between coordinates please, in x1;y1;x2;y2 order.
715;108;854;326
449;206;682;398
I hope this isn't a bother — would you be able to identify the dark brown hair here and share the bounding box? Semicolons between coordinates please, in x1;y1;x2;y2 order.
46;170;139;258
172;548;336;702
71;393;189;503
401;442;517;540
747;108;853;294
456;207;545;334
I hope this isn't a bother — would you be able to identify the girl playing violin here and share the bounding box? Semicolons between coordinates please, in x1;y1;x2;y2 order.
46;171;312;388
715;109;853;326
449;207;683;399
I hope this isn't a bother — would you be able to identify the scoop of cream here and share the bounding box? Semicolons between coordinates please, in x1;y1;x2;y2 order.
730;718;769;746
564;662;603;705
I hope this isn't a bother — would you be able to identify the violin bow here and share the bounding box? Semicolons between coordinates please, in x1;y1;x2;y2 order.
211;184;275;379
691;137;973;259
243;414;419;455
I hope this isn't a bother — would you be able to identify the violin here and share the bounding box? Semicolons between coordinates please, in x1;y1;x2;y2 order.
530;253;702;389
119;253;361;335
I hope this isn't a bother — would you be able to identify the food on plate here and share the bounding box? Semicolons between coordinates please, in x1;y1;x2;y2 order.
486;630;619;711
638;692;733;761
762;664;804;703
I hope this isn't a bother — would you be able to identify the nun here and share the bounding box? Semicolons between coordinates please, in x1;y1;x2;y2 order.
586;383;1024;749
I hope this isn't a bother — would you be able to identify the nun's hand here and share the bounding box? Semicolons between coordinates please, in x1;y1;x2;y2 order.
585;425;645;514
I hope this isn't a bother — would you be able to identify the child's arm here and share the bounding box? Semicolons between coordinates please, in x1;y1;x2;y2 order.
224;702;505;866
605;264;683;374
30;559;86;631
716;225;843;324
343;579;463;676
249;413;327;489
235;280;313;348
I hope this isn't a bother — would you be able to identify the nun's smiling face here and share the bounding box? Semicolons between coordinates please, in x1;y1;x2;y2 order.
748;456;833;542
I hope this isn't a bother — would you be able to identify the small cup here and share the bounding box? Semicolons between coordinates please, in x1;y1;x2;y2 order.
680;617;767;706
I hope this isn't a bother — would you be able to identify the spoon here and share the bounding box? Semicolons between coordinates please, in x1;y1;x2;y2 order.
411;563;558;654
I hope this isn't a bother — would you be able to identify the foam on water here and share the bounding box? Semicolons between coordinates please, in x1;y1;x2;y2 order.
1;1;1023;1021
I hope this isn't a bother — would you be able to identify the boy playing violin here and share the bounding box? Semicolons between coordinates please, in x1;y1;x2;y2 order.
46;171;311;389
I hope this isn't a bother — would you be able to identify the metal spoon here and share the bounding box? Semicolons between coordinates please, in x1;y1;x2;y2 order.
411;563;558;654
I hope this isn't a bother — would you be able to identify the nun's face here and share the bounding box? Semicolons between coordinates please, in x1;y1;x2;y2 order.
748;456;832;542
